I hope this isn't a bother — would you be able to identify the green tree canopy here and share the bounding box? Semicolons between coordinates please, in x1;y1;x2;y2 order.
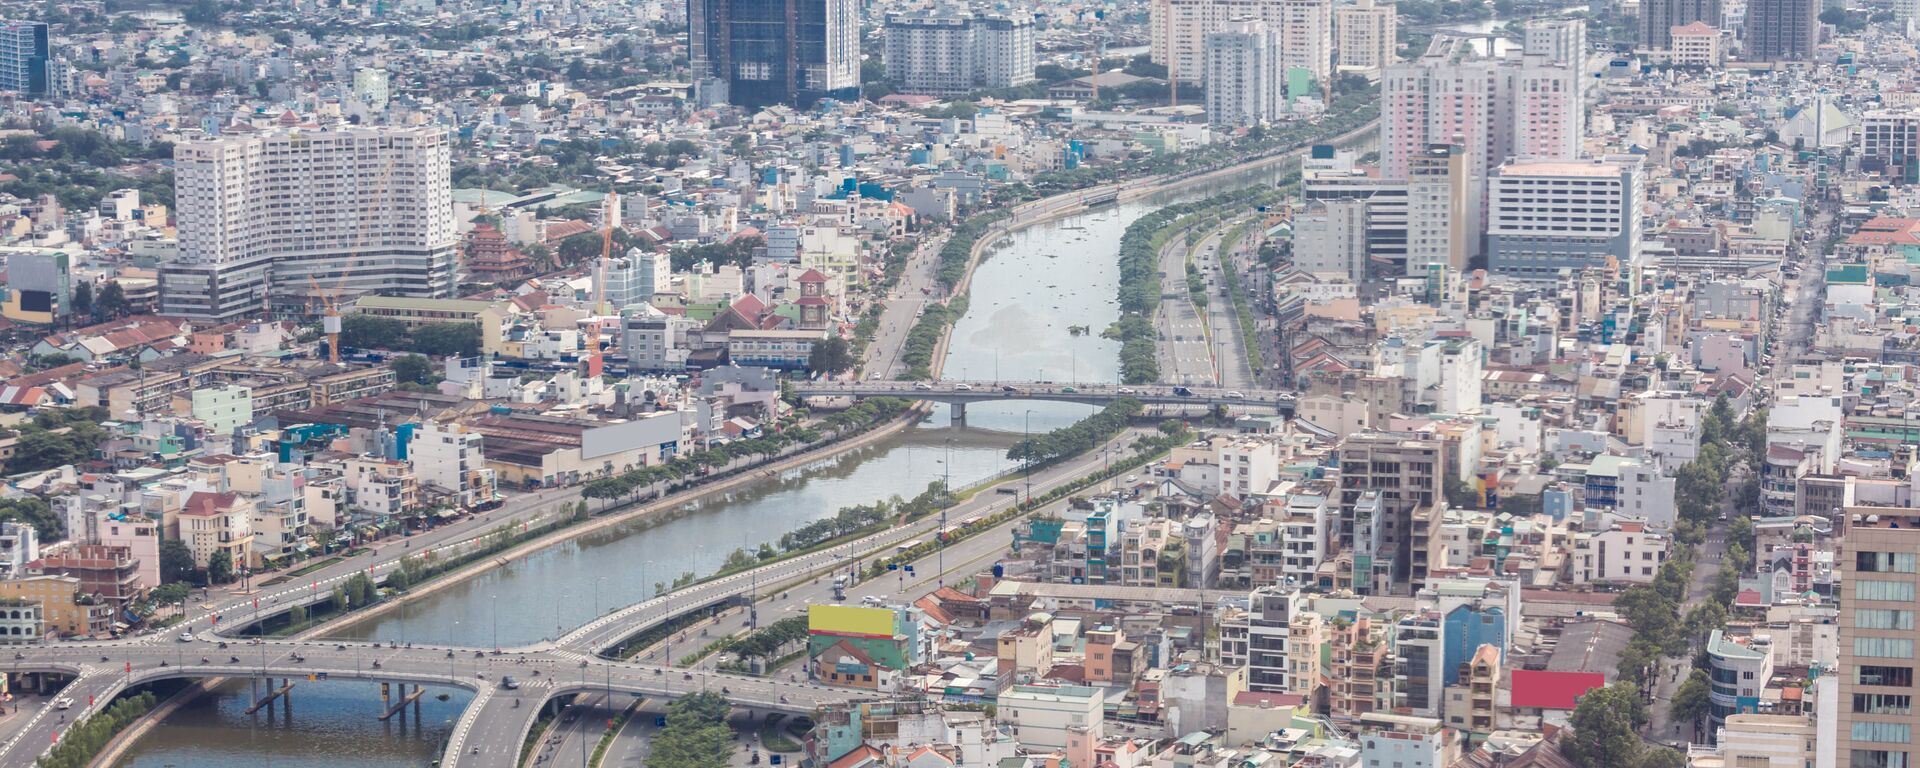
807;337;856;375
206;549;235;584
1564;683;1649;768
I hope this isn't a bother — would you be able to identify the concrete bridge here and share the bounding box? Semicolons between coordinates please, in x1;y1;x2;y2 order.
790;381;1296;423
1;636;846;768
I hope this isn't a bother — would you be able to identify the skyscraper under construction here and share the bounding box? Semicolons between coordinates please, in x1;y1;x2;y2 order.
689;0;860;108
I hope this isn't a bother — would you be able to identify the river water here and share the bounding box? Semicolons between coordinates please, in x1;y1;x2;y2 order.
107;159;1298;767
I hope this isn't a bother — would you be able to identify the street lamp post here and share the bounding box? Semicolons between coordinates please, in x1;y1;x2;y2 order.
1022;410;1037;504
490;594;498;651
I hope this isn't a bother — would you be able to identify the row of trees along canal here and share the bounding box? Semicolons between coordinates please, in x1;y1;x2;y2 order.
898;85;1383;380
1112;185;1291;384
239;398;915;636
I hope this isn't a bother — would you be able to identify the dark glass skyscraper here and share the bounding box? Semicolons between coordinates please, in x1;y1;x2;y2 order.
689;0;859;108
1745;0;1818;61
0;20;48;95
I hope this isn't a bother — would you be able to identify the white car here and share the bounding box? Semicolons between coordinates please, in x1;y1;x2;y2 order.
913;382;933;390
1226;391;1245;398
869;372;882;380
53;698;71;711
953;383;973;391
1116;387;1136;394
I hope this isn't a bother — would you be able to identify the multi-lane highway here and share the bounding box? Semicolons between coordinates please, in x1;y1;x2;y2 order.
1158;223;1220;386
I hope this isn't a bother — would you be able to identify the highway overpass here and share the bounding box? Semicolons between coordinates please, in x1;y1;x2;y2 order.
0;638;845;768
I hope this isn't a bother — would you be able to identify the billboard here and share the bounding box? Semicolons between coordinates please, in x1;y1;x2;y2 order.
579;410;681;460
808;604;896;639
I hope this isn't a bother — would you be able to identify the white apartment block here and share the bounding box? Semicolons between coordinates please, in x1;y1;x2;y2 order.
1218;435;1283;498
603;247;671;310
1204;19;1284;127
1667;21;1723;67
1152;0;1331;87
1280;492;1330;585
1571;521;1668;584
972;14;1036;91
1294;197;1369;282
1522;18;1587;67
1333;0;1395;71
996;684;1103;751
161;126;457;321
883;9;1035;95
1861;109;1920;183
1485;157;1645;280
410;420;494;510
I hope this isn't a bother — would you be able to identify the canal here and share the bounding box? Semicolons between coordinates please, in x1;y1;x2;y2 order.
108;159;1299;766
111;680;472;768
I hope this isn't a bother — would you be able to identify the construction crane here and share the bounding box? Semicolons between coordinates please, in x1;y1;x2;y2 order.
584;191;618;378
309;275;342;364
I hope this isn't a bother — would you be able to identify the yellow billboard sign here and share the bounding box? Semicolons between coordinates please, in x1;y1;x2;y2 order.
809;604;896;638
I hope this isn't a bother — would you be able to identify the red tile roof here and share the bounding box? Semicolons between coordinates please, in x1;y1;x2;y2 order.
181;491;239;517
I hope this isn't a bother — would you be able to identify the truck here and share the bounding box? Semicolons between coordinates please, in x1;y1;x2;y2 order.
832;575;848;601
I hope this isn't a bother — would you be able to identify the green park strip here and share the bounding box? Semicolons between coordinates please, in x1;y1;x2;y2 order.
35;691;158;768
587;698;640;768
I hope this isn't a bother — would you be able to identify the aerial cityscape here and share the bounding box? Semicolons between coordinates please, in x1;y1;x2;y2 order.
0;0;1898;766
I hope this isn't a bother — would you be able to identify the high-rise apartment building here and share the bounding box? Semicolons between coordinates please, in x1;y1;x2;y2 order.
0;20;48;95
1333;0;1396;72
160;126;457;322
1743;0;1817;61
1638;0;1721;50
883;9;1035;95
1836;509;1920;768
1861;110;1920;184
1277;0;1333;89
1151;0;1331;88
688;0;859;107
1204;19;1284;127
1486;157;1645;280
1406;144;1476;275
1382;34;1583;181
1522;18;1587;66
1337;432;1445;593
